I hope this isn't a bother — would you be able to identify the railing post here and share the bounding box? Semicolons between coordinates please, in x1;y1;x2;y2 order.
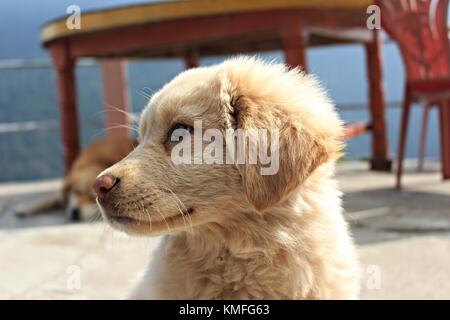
281;16;308;72
184;51;199;69
50;41;79;173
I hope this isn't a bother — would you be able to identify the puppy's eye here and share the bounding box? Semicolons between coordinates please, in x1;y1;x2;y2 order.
167;123;193;141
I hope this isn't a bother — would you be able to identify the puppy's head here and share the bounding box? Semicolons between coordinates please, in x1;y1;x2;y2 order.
95;57;343;236
63;166;101;221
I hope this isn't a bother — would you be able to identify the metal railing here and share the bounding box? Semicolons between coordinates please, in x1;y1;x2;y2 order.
0;58;97;70
0;57;402;135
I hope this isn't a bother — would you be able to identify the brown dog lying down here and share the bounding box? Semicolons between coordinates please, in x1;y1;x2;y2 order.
15;136;137;221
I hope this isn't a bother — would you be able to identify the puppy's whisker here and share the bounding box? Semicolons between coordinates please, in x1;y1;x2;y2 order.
144;206;153;232
105;124;139;134
104;104;138;121
170;198;189;232
155;205;171;233
133;201;144;226
88;211;102;224
138;87;156;100
101;104;140;134
138;199;153;231
91;105;133;119
138;184;193;232
159;186;193;232
114;200;122;210
106;123;138;130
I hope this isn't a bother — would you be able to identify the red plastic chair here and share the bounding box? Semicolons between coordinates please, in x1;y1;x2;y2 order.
378;0;450;188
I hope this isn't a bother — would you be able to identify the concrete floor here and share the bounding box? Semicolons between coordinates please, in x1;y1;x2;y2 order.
0;160;449;299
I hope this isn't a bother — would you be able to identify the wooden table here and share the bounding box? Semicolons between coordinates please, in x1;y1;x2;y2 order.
41;0;391;172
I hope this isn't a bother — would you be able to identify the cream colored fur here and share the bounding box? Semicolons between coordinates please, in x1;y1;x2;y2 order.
97;57;361;299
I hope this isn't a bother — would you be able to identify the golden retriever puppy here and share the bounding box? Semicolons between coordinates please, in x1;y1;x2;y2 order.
16;136;137;221
94;57;360;299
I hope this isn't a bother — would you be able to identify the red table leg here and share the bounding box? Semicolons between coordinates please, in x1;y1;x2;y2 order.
101;59;131;138
365;30;392;171
50;41;80;173
184;52;199;69
439;100;450;179
281;18;308;72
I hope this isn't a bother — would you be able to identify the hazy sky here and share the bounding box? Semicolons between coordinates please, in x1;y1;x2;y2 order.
0;0;160;59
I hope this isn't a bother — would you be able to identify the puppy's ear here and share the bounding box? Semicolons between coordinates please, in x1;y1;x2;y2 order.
233;96;331;212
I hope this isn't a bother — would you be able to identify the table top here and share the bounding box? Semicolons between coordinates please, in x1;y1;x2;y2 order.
41;0;372;45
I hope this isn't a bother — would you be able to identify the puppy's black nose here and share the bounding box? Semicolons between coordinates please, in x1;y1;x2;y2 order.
93;174;119;198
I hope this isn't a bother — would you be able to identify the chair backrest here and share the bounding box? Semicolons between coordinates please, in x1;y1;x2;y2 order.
378;0;450;82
